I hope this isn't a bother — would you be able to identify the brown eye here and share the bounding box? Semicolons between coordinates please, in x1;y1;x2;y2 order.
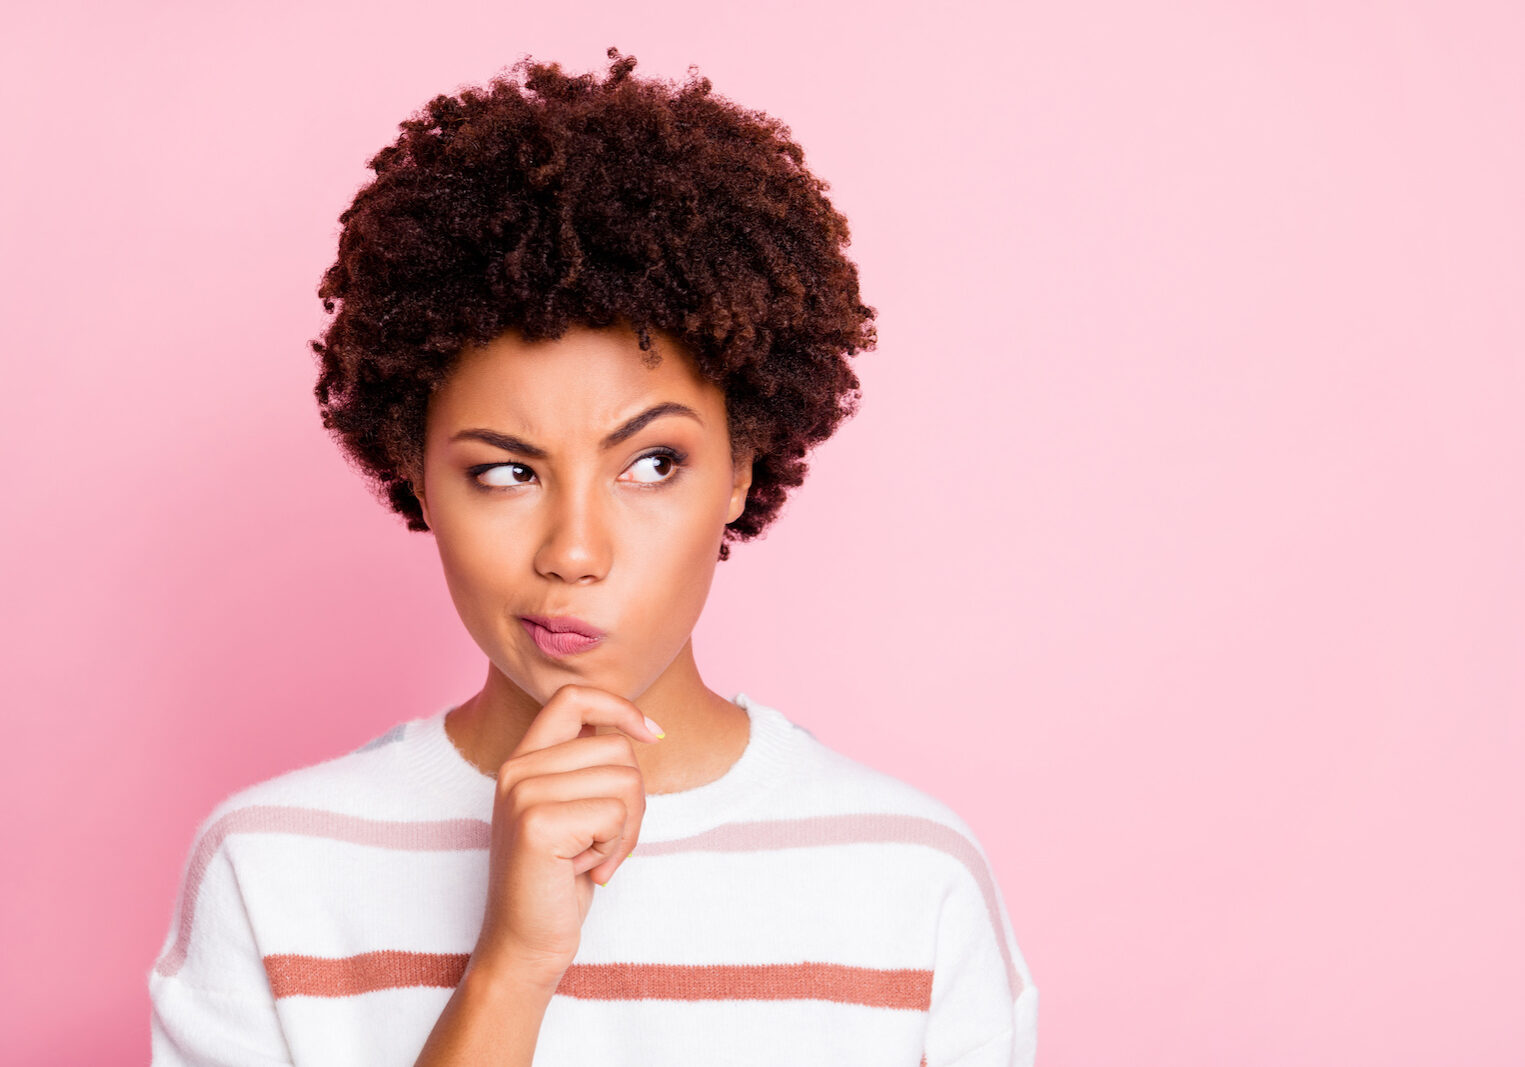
627;454;669;482
621;448;686;485
477;463;535;488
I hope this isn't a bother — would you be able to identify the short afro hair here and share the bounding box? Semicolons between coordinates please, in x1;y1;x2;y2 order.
311;46;877;561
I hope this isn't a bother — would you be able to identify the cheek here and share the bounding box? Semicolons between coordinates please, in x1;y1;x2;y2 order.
628;506;722;624
434;524;518;621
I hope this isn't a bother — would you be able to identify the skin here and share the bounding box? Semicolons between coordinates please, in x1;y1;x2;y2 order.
410;321;756;795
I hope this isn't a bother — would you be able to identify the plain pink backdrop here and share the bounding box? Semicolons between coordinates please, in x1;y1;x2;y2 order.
2;2;1521;1063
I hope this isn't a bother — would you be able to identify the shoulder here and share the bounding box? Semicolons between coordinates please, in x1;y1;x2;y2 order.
775;702;987;833
150;716;431;984
771;710;1040;1026
767;706;1036;999
181;714;427;853
763;702;1003;892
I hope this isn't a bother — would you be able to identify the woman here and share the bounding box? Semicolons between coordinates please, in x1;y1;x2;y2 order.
149;47;1038;1066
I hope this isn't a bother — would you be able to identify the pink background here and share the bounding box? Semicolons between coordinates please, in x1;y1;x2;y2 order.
2;2;1520;1063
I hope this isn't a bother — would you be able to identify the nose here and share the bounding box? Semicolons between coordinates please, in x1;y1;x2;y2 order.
531;477;611;585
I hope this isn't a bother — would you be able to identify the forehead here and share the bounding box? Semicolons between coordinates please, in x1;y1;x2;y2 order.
429;324;722;433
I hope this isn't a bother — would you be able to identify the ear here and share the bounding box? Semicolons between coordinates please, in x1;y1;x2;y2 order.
726;448;754;525
406;458;431;528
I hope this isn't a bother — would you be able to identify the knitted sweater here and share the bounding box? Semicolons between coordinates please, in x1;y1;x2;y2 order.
148;692;1039;1065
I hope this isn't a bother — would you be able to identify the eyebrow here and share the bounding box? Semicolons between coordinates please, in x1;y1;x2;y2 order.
448;401;704;459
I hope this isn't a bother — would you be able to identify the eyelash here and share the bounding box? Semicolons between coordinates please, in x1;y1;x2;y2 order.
467;447;690;493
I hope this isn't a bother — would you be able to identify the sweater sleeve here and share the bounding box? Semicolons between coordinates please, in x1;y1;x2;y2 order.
922;831;1039;1067
147;805;294;1066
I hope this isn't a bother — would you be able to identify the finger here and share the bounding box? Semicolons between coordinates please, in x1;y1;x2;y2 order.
544;796;627;874
499;732;640;788
573;837;626;881
585;841;634;887
591;798;642;881
514;683;665;757
510;764;646;881
510;763;643;810
576;804;640;885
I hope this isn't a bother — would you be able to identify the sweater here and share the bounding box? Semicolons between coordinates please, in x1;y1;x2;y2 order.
148;692;1039;1065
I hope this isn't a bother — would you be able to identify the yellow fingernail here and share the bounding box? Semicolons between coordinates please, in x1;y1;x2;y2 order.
627;850;635;859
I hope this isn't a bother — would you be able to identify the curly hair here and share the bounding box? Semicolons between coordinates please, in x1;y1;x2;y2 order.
310;47;877;561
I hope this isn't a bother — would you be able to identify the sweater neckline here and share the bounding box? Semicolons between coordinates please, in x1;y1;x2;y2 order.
403;691;800;841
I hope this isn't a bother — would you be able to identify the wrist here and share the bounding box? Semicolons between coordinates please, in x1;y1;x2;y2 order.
463;944;567;999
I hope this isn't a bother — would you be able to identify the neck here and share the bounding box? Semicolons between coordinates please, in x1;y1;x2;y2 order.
443;636;750;795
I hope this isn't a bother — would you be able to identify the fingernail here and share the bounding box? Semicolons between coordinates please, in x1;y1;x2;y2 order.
627;850;635;858
643;715;666;739
595;877;608;887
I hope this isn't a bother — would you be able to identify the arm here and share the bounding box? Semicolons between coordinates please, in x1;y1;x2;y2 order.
922;835;1040;1067
413;684;660;1064
410;949;562;1067
149;979;293;1067
936;983;1040;1067
147;810;293;1066
147;802;564;1067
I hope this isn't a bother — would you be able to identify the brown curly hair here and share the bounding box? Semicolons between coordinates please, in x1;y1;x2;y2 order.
310;47;877;561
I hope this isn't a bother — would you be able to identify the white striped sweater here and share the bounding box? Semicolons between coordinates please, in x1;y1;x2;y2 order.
148;692;1039;1065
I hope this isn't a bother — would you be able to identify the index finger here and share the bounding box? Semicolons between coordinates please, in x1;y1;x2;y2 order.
512;683;665;759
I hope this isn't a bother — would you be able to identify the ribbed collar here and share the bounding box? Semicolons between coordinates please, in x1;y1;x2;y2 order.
402;692;802;841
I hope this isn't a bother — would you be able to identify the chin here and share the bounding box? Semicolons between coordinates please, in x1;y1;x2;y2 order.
510;660;634;705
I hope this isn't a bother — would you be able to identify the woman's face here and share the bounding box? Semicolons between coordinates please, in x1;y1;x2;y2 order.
413;323;752;706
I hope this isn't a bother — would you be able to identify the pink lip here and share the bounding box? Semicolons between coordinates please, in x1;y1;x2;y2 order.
519;616;605;658
520;614;606;639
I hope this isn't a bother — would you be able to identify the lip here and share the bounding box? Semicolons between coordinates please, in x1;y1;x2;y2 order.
519;614;606;639
518;615;606;659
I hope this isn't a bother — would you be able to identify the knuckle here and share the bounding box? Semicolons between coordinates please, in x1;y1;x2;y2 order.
503;777;530;810
598;733;636;762
516;802;550;841
496;762;518;794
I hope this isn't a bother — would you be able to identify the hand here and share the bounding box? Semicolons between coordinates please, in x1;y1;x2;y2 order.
471;683;664;983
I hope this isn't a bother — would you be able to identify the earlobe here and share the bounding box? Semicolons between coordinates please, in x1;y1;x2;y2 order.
727;453;754;524
407;462;430;527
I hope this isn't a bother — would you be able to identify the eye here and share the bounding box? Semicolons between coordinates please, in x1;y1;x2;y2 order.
468;448;688;492
620;448;686;486
474;462;535;489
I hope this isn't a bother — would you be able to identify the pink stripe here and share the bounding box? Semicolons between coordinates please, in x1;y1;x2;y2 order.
156;808;1021;999
154;806;487;977
635;814;1022;998
261;952;933;1008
